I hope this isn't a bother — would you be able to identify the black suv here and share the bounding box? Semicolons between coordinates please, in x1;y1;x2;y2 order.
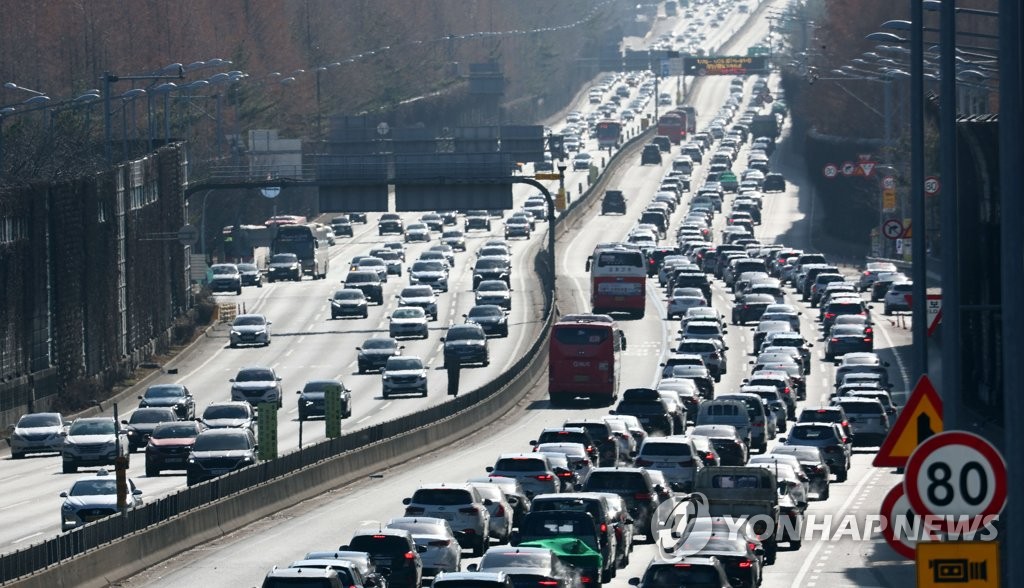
611;389;675;437
378;213;404;236
138;383;195;420
441;324;490;368
731;293;776;325
563;419;620;466
473;258;511;289
601;190;626;215
186;428;259;486
581;467;674;541
344;529;424;588
640;144;662;165
331;215;354;237
514;511;608;583
344;271;384;304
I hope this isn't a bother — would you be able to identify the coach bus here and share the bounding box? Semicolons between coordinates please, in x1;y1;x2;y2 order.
657;113;686;144
595;120;623;149
548;314;627;405
585;244;648;318
271;224;330;279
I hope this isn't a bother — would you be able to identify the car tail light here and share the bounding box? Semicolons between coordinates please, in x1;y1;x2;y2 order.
373;535;388;539
535;474;554;481
753;422;764;427
863;337;872;342
581;576;595;584
600;523;608;533
748;542;758;551
705;452;716;461
635;458;653;467
634;492;653;501
404;551;416;560
429;539;451;547
673;564;691;568
863;271;870;276
405;507;425;515
830;338;839;343
459;506;480;514
739;560;754;568
783;387;792;396
557;471;573;478
816;409;827;413
494;504;506;517
538;582;559;586
825;312;836;319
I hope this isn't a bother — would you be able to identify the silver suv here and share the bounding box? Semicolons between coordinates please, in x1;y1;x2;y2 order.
832;397;890;447
61;417;125;474
230;366;283;408
403;484;493;556
486;453;561;498
634;436;703;491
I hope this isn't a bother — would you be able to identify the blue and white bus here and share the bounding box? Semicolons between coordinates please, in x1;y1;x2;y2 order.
271;224;330;279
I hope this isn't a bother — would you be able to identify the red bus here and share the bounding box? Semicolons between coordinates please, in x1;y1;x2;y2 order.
657;113;686;144
548;314;627;405
585;244;648;318
595;120;623;149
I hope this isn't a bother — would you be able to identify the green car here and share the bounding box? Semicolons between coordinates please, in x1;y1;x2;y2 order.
519;537;603;582
719;171;739;193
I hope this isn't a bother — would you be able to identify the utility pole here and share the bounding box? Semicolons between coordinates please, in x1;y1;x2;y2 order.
909;0;928;382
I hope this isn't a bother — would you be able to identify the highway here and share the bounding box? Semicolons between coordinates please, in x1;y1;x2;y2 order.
0;0;763;555
113;3;919;587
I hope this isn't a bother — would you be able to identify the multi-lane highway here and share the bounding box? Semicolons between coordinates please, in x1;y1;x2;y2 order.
4;2;923;587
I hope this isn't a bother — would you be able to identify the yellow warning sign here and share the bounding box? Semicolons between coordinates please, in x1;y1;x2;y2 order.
883;189;897;212
917;541;999;587
873;375;943;467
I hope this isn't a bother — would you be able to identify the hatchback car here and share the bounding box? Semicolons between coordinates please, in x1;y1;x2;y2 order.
389;307;430;340
145;420;203;476
186;428;259;486
782;423;851;482
382;356;429;398
297;379;353;421
329;289;369;319
8;412;66;459
640;144;662;165
344;529;423;588
60;469;142;531
229;314;272;348
402;484;492;556
580;467;673;540
831;398;890;446
633;436;703;491
487;453;563;499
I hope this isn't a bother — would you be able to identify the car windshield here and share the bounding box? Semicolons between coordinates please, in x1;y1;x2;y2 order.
271;254;298;264
469;306;502;319
233;316;266;327
362;339;397;351
642;442;692;457
480;551;551;569
412;262;444;272
203;405;248;420
235;369;274;382
130;410;173;424
359;258;385;267
193;433;250;451
70;479;117;496
151;423;200;439
386;358;423;371
554;326;610;345
443;231;463;239
211;265;237;275
18;414;61;427
392;308;424;319
687;325;721;336
407;224;427;231
349;535;410;556
401;287;434;298
446;327;482;342
334;290;364;301
840;401;884;415
478;282;509;293
238;264;257;272
678;341;715;353
495;458;547;472
475;259;506;270
69;420;115;435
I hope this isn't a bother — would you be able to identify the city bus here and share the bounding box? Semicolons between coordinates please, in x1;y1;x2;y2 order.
271;224;330;279
595;120;623;149
585;244;648;318
548;314;627;405
657;113;686;144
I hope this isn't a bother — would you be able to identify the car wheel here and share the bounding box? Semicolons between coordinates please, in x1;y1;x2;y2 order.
421;388;428;397
835;470;848;483
821;485;831;500
236;287;242;295
382;391;389;399
63;462;77;474
791;539;803;550
501;327;509;337
146;463;159;477
884;306;892;315
11;452;24;460
358;365;366;375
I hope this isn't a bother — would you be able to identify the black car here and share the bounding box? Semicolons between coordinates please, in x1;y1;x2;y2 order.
731;293;776;325
297;379;353;421
612;389;675;437
138;383;195;420
122;407;179;452
763;173;787;193
464;304;509;337
562;419;619;467
347;212;368;224
646;247;680;277
442;324;490;368
356;337;402;373
651;135;672;152
329;288;370;319
331;216;354;237
186;428;259;486
267;253;302;282
825;324;873;361
145;420;202;477
580;467;674;540
640;144;662;165
344;529;423;588
237;263;263;287
344;271;384;305
601;190;626;215
473;258;511;289
378;213;404;236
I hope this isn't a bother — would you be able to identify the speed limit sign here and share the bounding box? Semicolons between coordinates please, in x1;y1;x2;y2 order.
904;431;1007;521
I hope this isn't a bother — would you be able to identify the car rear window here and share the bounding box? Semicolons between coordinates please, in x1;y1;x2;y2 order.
641;442;692;457
840;401;884;415
678;341;716;353
800;410;841;423
411;489;474;505
494;458;548;472
565;423;609;441
349;535;410;556
791;426;837;441
644;565;722;585
584;472;647;491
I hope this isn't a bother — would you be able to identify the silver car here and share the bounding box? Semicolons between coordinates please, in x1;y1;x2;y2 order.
832;397;890;447
468;482;515;543
61;417;124;474
386;517;462;576
229;314;271;347
60;469;142;531
8;412;66;459
634;436;703;491
402;484;492;556
486;453;560;498
388;307;430;339
382;355;429;398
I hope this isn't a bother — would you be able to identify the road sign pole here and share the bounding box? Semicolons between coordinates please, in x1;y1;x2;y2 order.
910;0;928;386
939;0;961;431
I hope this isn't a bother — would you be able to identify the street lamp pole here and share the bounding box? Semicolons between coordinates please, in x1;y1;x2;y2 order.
909;0;928;382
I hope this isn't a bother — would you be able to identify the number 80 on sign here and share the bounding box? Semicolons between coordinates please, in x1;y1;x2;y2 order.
904;431;1007;522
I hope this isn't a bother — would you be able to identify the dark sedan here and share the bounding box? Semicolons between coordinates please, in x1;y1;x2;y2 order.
356;337;402;373
237;263;263;287
123;407;179;452
464;304;509;338
137;383;195;420
731;293;776;325
824;325;873;362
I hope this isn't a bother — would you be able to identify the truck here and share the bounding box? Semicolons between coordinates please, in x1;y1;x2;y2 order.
691;466;780;564
676;106;698;135
750;114;780;140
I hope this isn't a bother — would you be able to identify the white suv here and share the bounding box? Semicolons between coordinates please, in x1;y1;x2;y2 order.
633;435;703;491
403;484;492;556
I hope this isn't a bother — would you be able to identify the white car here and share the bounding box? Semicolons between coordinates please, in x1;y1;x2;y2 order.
533;442;593;480
60;469;142;531
884;281;913;314
229;314;272;347
405;223;432;243
61;417;124;474
666;290;708;320
486;453;561;498
388;307;429;339
634;436;703;492
468;482;515;543
386;517;462;576
8;412;66;459
402;484;492;556
382;355;428;398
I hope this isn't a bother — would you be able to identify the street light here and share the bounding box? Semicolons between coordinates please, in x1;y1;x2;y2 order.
3;82;47;97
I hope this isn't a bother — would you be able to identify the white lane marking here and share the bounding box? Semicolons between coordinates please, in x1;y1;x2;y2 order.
379;402;392;411
285;349;294;357
790;467;879;587
13;532;42;544
876;320;911;390
357;415;372;424
0;500;30;511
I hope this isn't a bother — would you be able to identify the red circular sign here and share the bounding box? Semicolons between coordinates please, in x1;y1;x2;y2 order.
880;483;938;559
924;176;941;195
822;164;837;178
905;431;1008;522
